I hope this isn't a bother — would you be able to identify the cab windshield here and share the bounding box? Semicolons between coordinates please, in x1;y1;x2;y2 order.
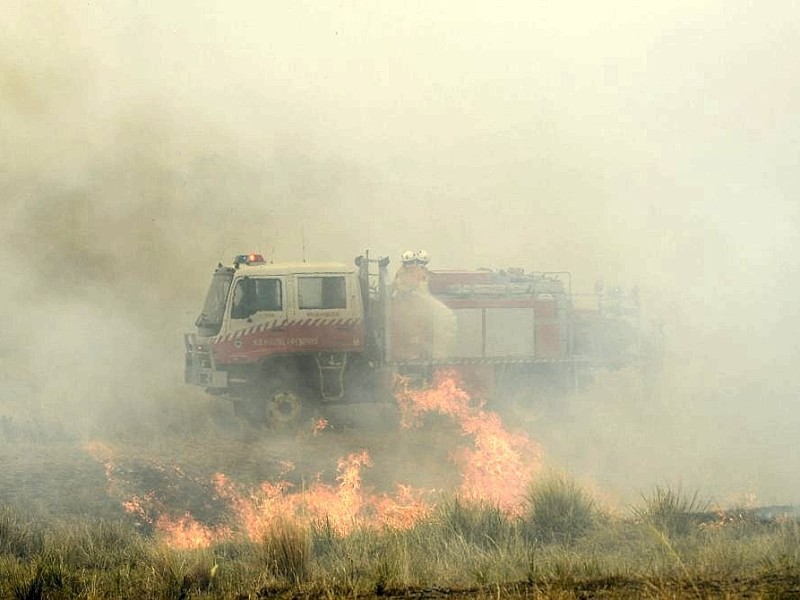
196;268;233;336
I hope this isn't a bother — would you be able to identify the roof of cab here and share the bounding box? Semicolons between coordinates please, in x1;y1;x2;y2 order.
234;261;355;277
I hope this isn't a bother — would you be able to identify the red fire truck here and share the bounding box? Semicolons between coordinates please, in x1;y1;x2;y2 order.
184;252;655;425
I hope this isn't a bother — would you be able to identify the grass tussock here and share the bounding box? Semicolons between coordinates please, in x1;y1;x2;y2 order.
436;498;511;549
0;507;43;559
632;485;705;538
258;519;311;583
522;473;598;544
0;489;798;598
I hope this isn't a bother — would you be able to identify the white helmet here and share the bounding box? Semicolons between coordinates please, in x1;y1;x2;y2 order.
401;250;416;264
415;249;430;265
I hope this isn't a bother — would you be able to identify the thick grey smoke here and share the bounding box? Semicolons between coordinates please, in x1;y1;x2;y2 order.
2;1;799;506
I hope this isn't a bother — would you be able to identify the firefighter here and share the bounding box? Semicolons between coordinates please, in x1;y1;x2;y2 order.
414;249;430;293
392;250;434;360
393;249;429;294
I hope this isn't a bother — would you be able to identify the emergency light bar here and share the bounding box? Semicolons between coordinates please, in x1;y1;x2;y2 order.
233;253;266;266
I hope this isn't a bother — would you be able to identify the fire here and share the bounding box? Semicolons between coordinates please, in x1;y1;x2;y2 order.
214;450;431;539
372;483;432;530
154;514;230;550
396;369;542;513
312;418;328;436
395;371;474;426
88;369;541;548
84;441;230;549
458;411;536;512
84;440;119;495
121;492;156;519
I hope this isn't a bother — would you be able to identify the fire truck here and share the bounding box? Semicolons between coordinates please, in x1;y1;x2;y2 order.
184;251;656;425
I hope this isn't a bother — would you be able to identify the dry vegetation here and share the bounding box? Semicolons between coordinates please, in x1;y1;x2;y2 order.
1;475;799;599
1;392;799;598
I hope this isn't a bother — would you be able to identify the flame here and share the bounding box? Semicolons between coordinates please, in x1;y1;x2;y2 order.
372;483;432;530
121;492;156;520
88;368;541;548
395;371;474;426
214;450;431;539
154;514;230;550
312;418;328;436
116;483;231;549
84;440;119;495
396;369;542;513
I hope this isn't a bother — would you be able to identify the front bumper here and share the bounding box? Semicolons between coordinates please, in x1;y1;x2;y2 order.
184;333;228;389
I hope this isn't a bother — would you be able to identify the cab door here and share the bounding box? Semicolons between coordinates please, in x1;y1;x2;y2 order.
215;276;289;363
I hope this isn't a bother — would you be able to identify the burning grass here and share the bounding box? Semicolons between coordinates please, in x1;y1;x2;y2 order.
3;372;799;596
78;370;540;550
0;498;799;598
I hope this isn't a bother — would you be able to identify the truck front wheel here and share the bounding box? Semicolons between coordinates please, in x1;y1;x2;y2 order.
233;384;305;429
266;388;302;427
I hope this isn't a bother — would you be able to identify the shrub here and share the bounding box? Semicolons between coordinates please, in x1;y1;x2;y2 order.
436;498;511;549
632;485;705;538
522;474;597;545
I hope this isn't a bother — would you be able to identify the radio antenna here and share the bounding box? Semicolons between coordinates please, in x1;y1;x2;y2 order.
268;236;276;263
220;208;231;260
301;227;307;263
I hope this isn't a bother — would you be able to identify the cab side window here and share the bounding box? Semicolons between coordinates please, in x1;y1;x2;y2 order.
231;278;282;319
298;276;346;309
255;278;282;311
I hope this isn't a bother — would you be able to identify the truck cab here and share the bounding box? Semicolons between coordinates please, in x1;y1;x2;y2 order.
185;254;366;421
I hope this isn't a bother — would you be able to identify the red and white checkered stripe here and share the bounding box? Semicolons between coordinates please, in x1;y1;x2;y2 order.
214;318;361;343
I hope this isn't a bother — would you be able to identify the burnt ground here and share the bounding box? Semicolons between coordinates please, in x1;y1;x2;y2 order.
0;396;465;524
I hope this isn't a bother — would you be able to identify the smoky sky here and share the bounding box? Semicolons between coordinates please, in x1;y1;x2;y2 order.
2;1;799;503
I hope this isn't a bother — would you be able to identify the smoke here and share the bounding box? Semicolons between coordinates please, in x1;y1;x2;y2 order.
2;0;799;510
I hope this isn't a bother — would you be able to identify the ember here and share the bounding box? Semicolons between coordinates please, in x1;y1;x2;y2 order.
312;418;328;436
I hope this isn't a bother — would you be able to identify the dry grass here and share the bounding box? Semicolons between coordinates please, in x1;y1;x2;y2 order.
522;473;599;544
257;519;312;583
632;485;705;538
1;485;798;598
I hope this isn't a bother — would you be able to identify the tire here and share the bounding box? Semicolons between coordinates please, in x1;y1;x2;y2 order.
244;360;318;430
265;387;303;428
